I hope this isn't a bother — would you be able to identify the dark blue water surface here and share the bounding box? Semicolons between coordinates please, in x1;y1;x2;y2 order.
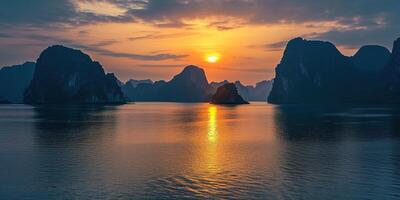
1;103;400;199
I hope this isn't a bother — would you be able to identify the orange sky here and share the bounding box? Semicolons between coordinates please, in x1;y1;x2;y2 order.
1;0;397;85
59;19;356;84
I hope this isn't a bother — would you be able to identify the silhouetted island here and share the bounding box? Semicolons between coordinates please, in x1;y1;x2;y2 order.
268;37;400;104
210;80;273;102
211;83;249;104
3;37;400;105
382;38;400;103
24;45;126;104
122;65;213;102
0;62;35;103
352;45;390;71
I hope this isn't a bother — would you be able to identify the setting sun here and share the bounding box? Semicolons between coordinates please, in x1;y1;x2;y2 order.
205;54;220;63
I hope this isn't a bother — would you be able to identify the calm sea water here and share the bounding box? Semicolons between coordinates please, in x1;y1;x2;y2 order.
1;103;400;199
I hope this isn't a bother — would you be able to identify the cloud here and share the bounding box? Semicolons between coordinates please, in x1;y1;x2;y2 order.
91;40;119;47
74;1;128;17
1;0;400;61
128;32;193;41
207;20;243;31
0;0;77;25
214;66;272;73
0;31;188;61
264;41;288;50
60;42;189;61
86;48;188;61
308;25;400;49
2;0;399;29
134;64;186;68
0;33;12;38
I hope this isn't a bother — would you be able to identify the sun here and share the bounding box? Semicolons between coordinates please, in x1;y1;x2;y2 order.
205;53;220;63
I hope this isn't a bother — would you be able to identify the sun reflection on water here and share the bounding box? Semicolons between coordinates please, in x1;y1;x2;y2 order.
208;106;218;143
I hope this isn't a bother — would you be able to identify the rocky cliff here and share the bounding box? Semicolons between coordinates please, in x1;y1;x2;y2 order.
268;38;358;104
382;38;400;103
352;45;390;71
211;83;248;104
210;80;273;102
24;45;126;104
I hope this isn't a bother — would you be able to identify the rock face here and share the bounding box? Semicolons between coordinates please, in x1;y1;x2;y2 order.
352;45;390;71
268;37;395;104
211;83;248;104
268;38;356;104
24;45;126;104
210;80;273;102
382;38;400;103
0;62;35;103
124;65;213;102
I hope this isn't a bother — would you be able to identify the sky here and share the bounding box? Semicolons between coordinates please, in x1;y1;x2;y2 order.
0;0;399;84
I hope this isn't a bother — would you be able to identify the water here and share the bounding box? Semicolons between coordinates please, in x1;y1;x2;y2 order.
1;103;400;199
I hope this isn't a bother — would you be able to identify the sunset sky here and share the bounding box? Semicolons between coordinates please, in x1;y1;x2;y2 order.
1;0;399;84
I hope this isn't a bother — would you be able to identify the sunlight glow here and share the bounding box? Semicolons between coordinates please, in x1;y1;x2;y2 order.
208;106;218;143
205;53;220;63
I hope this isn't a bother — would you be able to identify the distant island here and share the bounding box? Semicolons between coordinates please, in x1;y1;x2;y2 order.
211;83;249;104
121;65;213;102
24;45;126;104
120;66;272;103
268;37;400;104
1;36;400;105
210;80;273;102
0;46;265;104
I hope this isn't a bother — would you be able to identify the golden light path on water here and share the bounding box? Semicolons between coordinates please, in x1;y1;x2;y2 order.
205;105;219;174
207;106;218;143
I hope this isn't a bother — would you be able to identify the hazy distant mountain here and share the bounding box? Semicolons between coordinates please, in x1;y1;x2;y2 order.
0;62;35;103
121;79;153;100
210;80;229;89
125;65;213;102
125;79;153;88
24;45;126;104
211;83;248;104
268;37;400;104
235;80;273;101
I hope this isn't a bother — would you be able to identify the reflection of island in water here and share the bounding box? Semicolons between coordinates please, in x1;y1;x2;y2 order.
273;105;400;141
3;103;400;199
272;105;400;199
33;105;119;145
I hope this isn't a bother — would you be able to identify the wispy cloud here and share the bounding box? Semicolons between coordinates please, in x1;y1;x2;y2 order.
207;19;244;31
63;43;189;61
134;64;186;68
1;0;399;48
263;41;288;50
1;32;188;61
214;66;272;73
86;48;188;61
128;32;193;41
